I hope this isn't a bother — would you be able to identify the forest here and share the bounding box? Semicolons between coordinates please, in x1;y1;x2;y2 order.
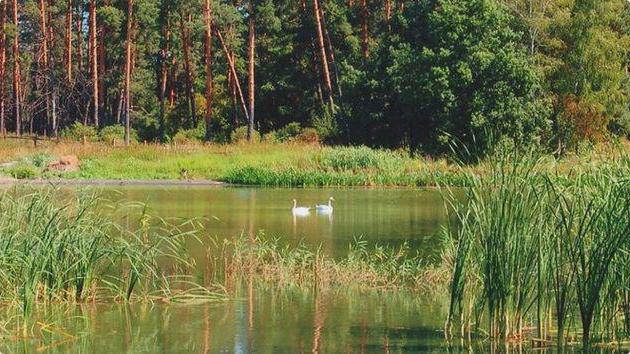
0;0;628;156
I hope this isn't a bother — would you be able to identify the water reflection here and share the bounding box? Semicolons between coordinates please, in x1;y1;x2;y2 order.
108;186;448;259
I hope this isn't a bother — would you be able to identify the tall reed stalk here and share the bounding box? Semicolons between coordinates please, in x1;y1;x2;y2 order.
444;152;630;349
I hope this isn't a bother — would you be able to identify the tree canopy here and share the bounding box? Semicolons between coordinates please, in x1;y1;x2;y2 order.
0;0;627;156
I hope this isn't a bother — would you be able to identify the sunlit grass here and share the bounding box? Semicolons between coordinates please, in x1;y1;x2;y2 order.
443;151;630;349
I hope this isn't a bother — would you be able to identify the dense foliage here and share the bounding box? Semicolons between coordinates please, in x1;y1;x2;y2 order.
0;0;627;156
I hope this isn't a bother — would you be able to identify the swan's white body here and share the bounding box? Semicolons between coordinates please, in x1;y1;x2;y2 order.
292;199;311;216
316;197;334;213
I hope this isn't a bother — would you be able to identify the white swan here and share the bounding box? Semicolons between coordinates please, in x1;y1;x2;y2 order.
316;197;334;213
292;199;311;216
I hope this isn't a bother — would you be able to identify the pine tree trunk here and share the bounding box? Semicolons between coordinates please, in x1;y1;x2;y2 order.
203;0;213;142
158;16;170;141
319;5;341;97
215;27;249;123
40;0;50;135
180;14;196;128
124;0;133;145
247;1;255;141
98;0;109;123
0;0;6;137
89;0;99;127
12;0;20;136
77;2;84;74
65;0;73;83
312;0;335;111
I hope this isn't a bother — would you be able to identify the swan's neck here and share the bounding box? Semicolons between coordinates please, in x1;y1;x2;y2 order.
329;199;333;207
293;201;297;208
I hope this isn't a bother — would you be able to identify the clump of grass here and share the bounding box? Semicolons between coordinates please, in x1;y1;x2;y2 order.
4;163;41;179
215;233;449;293
443;151;630;349
0;188;227;320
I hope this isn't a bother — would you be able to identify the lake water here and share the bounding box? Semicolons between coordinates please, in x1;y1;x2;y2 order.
3;186;460;353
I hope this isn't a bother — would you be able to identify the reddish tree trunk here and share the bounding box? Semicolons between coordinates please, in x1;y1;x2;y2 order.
0;0;6;137
180;14;196;128
12;0;20;136
77;2;84;74
65;0;73;82
215;27;249;122
247;2;255;141
203;0;213;141
158;17;171;140
312;0;334;111
89;0;99;127
124;0;133;145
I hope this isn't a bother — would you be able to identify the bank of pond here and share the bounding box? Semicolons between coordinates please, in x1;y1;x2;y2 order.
0;154;629;352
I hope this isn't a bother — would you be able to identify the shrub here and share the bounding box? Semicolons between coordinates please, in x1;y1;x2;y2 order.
231;126;261;143
60;122;98;142
100;125;138;145
30;153;55;168
318;146;403;171
172;127;205;145
6;164;40;179
276;122;303;141
262;131;280;144
295;128;320;144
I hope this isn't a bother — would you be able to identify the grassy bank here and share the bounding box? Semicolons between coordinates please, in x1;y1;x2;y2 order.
0;139;475;186
2;138;628;187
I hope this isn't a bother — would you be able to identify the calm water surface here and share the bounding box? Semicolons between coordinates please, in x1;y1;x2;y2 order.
3;186;458;353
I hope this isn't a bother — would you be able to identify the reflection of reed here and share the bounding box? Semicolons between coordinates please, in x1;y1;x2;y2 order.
248;271;254;352
203;305;211;354
311;291;327;354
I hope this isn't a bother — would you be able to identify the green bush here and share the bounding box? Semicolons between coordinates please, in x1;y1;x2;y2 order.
172;127;205;145
231;126;261;143
30;153;55;168
295;128;320;144
100;125;138;145
60;122;98;142
262;131;280;143
276;122;303;141
317;146;404;171
6;164;40;179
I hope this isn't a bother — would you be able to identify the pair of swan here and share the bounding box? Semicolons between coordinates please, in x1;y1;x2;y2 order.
292;197;334;215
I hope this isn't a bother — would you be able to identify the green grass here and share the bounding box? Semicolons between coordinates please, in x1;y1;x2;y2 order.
214;232;449;293
0;140;475;186
443;151;630;348
0;188;227;321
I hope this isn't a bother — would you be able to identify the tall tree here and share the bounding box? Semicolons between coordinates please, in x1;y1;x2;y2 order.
124;0;134;145
312;0;334;112
180;12;196;128
247;1;255;141
89;0;99;126
0;0;6;137
203;0;213;141
11;0;20;136
65;0;73;83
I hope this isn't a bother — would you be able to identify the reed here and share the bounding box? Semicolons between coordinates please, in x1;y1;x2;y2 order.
443;152;630;349
0;188;227;320
214;233;449;293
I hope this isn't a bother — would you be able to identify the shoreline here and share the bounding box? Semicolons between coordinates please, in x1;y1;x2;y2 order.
0;177;227;187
